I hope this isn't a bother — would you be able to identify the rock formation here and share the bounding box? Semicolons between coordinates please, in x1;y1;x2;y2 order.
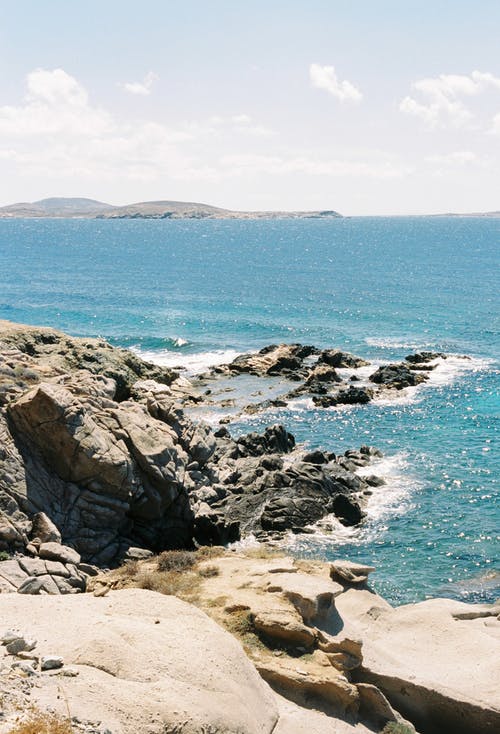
0;323;387;574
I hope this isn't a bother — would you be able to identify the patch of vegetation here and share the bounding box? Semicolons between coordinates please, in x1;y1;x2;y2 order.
0;550;11;561
135;569;201;603
157;550;197;572
204;595;228;608
381;723;415;734
198;564;220;578
115;559;139;577
7;711;72;734
221;610;265;655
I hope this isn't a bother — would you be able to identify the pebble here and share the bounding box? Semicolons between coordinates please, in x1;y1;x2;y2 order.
41;655;64;671
6;636;37;655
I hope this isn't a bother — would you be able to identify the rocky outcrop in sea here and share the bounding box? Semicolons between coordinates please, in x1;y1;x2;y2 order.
0;322;397;581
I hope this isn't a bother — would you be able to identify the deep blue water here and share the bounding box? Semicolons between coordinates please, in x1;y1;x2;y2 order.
0;217;498;605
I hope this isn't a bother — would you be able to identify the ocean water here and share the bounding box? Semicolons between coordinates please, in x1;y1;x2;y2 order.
0;216;498;605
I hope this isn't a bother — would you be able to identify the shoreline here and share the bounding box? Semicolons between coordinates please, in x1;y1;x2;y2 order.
0;320;499;733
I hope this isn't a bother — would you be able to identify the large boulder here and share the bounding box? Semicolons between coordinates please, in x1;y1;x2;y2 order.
0;589;280;734
4;376;193;564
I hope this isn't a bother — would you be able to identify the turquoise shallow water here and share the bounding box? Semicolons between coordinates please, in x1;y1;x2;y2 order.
0;217;498;604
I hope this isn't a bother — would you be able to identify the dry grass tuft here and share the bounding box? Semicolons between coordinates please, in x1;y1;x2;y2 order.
114;559;140;578
7;711;72;734
157;550;197;573
198;564;220;578
195;545;226;560
221;610;265;655
135;569;201;603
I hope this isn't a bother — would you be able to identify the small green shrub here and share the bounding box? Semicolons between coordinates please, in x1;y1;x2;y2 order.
381;723;415;734
0;551;10;562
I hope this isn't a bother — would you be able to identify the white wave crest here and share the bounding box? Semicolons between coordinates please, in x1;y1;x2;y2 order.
133;347;242;375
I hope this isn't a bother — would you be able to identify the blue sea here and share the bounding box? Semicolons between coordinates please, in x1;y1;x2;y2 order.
0;217;498;605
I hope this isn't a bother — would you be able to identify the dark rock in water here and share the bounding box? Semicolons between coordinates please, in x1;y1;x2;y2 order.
292;364;343;395
331;495;364;526
405;351;446;364
302;450;329;465
318;349;369;369
364;475;386;487
313;386;373;407
235;424;295;457
369;363;428;389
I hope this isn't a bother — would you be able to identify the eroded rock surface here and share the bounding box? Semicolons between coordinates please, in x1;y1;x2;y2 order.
0;323;387;569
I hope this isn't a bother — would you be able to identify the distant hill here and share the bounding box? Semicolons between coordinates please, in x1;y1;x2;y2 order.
0;197;342;220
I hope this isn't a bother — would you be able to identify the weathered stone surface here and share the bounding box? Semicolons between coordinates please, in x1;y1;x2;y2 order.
30;512;62;544
224;344;317;378
39;542;81;565
0;559;29;587
330;560;376;585
254;610;317;649
266;573;343;624
0;589;280;734
257;652;360;717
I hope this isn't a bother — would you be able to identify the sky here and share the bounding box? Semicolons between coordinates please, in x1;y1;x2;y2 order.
1;0;500;215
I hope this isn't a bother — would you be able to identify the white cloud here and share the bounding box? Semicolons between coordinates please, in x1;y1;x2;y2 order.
219;153;408;179
204;114;274;136
120;71;158;96
0;68;112;136
425;151;478;165
309;63;362;103
400;70;500;129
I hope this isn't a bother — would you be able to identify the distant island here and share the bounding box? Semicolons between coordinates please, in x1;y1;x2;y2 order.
0;197;342;220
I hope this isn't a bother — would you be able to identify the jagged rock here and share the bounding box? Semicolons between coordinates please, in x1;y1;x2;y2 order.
313;387;373;408
318;349;369;369
296;364;342;395
31;512;62;544
236;424;296;457
330;560;376;585
405;351;445;364
302;450;330;465
370;363;428;389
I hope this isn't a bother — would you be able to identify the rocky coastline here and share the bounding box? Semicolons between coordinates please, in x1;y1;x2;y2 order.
0;320;498;734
